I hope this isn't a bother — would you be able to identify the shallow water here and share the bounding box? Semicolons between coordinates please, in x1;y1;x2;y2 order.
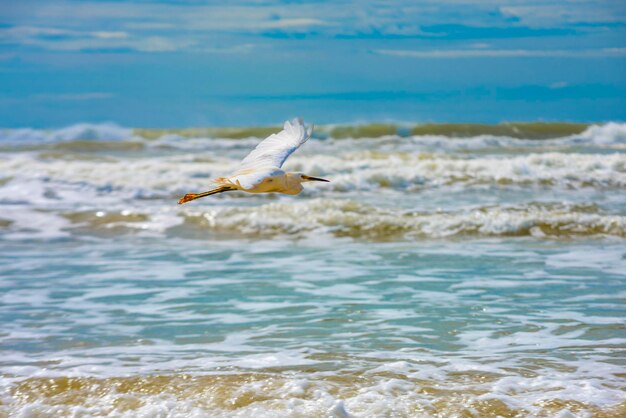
1;123;625;417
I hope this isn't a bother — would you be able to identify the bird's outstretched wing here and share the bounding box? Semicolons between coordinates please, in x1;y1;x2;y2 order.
237;117;313;171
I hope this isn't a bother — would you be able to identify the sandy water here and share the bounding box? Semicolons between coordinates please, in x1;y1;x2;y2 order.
1;123;625;417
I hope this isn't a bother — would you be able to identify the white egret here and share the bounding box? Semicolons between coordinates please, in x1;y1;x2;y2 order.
178;117;329;204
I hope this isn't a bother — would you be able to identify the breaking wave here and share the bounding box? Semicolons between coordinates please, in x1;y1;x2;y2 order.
292;152;626;190
1;151;624;196
130;121;624;142
0;123;132;143
1;121;624;242
1;200;623;241
2;121;625;143
175;200;626;239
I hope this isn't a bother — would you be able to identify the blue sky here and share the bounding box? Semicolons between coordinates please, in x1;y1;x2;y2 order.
1;0;625;127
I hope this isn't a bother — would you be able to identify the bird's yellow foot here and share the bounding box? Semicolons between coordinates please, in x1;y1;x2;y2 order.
178;193;198;204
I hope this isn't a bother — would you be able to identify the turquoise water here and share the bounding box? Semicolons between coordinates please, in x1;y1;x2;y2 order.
0;123;625;416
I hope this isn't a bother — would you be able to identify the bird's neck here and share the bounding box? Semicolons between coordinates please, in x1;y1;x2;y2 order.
285;172;301;183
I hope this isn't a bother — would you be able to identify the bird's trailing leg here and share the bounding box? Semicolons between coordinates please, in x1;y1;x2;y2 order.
178;186;233;204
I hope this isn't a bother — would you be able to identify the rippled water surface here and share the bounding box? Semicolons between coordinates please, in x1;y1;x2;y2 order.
1;123;625;417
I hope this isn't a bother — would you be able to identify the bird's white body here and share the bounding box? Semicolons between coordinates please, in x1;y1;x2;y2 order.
225;169;304;195
178;118;328;204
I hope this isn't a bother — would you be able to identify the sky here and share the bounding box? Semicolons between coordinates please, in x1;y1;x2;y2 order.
1;0;625;127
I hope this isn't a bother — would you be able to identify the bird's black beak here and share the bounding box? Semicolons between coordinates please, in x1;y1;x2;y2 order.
302;175;330;182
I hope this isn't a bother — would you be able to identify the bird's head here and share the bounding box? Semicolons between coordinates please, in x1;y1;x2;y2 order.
295;173;330;183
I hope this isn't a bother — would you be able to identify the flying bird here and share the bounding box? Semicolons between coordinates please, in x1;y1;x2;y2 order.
178;117;329;204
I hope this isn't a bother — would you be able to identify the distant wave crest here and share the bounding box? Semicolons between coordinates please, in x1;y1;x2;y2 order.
0;123;132;142
577;122;626;145
2;122;626;143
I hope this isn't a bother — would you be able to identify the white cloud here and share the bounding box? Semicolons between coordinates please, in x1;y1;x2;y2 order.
549;81;568;89
91;31;128;40
135;36;190;52
1;26;128;43
500;4;626;26
56;92;114;100
0;25;193;52
1;26;78;39
260;18;328;29
204;44;257;54
604;47;626;55
375;48;626;58
14;2;333;32
3;1;624;56
12;92;115;102
124;22;176;30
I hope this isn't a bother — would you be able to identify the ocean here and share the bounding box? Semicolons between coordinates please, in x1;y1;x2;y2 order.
0;122;625;417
